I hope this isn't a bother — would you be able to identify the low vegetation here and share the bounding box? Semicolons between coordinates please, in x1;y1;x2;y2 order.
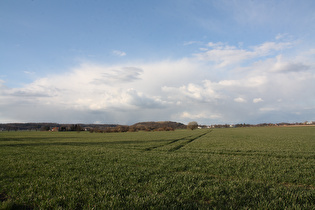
0;127;314;209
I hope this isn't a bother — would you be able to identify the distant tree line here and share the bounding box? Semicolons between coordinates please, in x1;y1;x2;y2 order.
1;121;313;132
0;121;186;132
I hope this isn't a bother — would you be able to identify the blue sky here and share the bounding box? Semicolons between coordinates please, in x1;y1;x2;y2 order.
1;0;315;124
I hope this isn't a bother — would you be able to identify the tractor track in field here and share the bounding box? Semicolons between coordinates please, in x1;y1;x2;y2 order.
168;130;211;152
144;137;186;151
145;130;212;152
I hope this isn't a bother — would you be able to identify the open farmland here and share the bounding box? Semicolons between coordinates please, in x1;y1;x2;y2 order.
0;127;314;209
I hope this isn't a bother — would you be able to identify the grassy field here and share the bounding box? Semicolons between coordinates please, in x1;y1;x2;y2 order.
0;126;314;209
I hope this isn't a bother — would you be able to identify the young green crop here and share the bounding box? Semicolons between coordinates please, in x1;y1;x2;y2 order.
0;127;314;209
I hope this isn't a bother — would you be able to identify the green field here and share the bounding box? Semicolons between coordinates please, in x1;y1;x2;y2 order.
0;127;314;209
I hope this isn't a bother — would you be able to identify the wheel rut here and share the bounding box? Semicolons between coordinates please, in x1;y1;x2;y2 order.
144;136;188;151
168;130;211;152
144;130;212;152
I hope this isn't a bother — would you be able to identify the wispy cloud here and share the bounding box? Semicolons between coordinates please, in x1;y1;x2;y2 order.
183;41;202;46
253;98;263;103
112;50;126;57
23;71;35;75
234;97;246;103
194;40;293;67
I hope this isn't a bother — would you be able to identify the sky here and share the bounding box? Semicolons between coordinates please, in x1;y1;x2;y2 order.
1;0;315;125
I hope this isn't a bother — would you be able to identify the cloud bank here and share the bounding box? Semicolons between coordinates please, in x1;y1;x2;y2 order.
1;38;314;124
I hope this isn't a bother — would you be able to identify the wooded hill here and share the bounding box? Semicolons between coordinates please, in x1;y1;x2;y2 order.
132;121;186;130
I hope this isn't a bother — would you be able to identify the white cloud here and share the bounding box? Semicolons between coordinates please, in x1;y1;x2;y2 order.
178;111;222;120
94;67;143;84
234;97;246;103
199;48;208;51
162;80;221;103
112;50;126;57
276;33;289;40
253;98;263;103
195;43;252;67
252;41;292;56
259;107;278;112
